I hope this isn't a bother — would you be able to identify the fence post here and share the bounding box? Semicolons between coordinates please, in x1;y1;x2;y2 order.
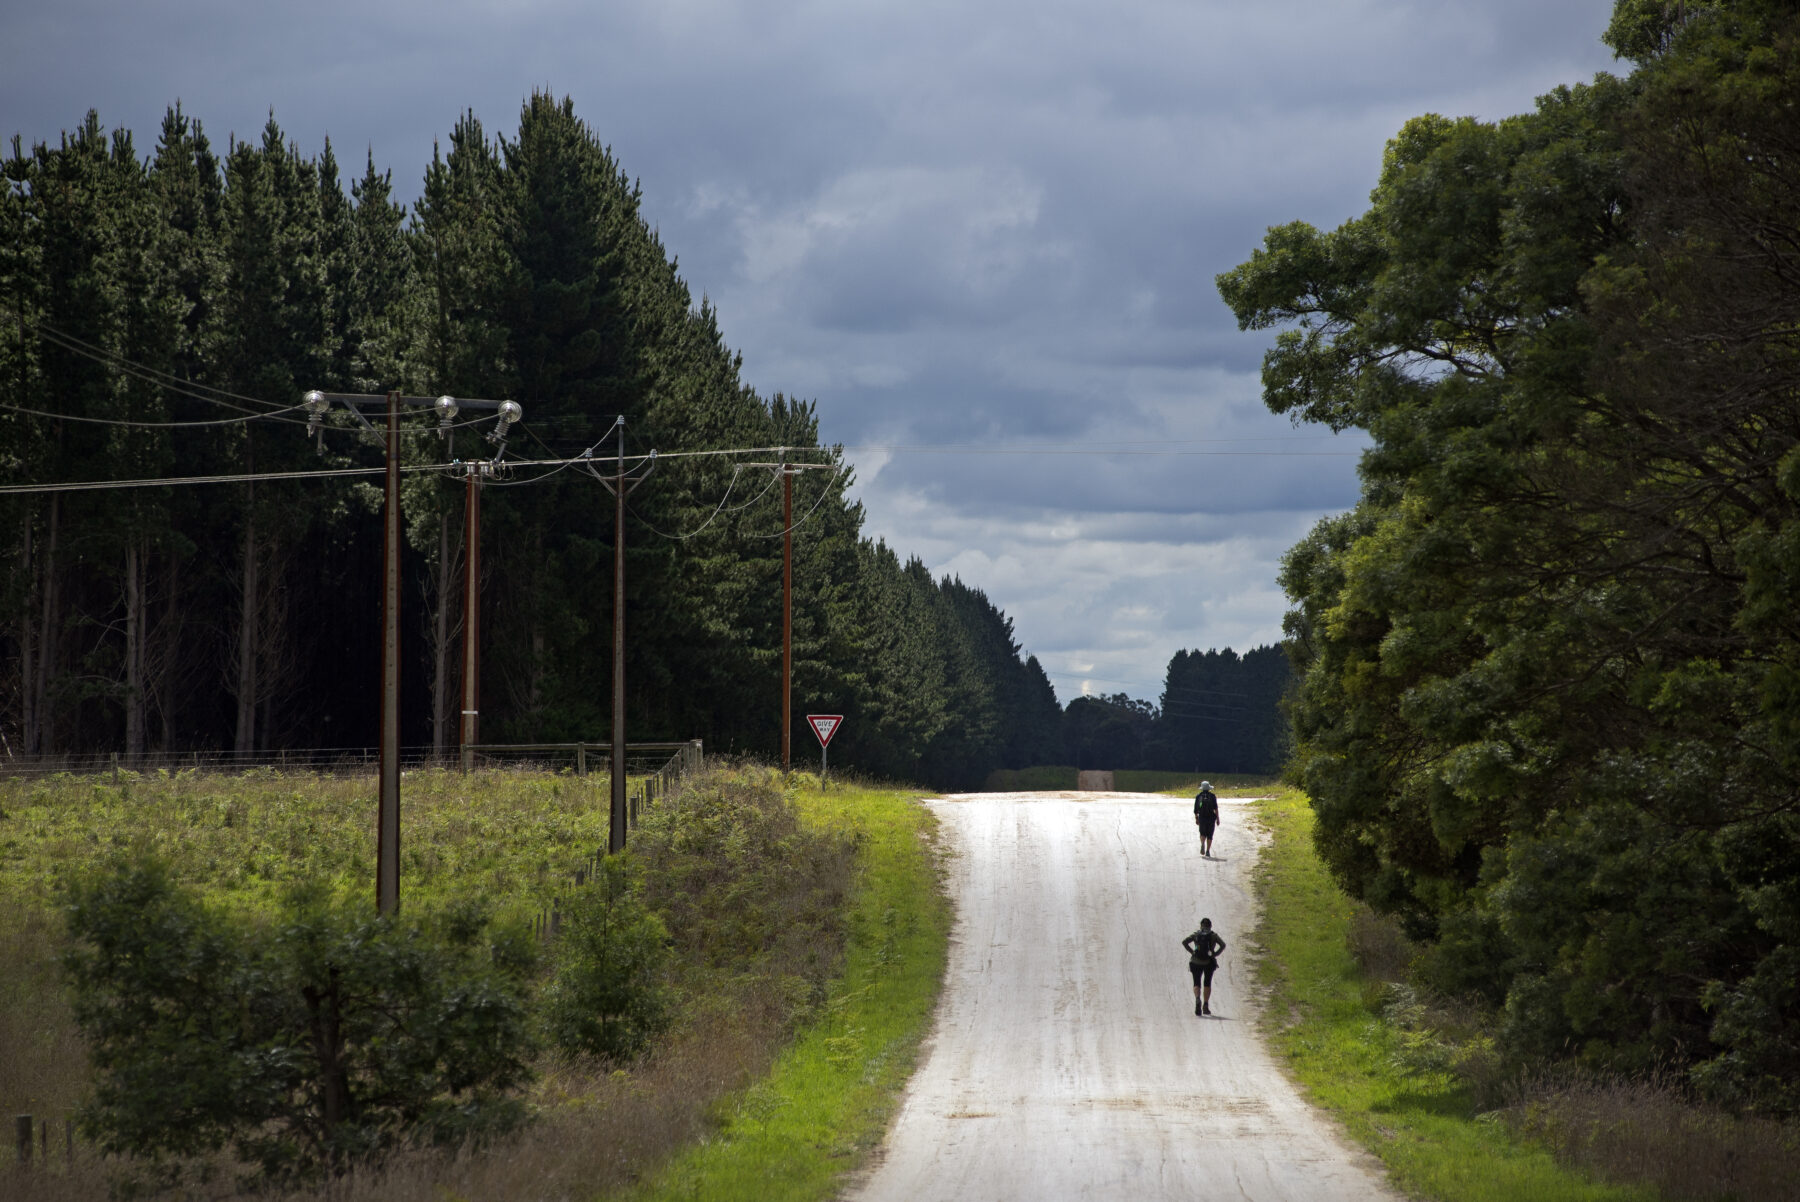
15;1114;29;1165
576;742;587;776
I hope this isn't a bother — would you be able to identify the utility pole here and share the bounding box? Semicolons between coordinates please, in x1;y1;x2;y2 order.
302;390;519;914
745;456;838;773
459;459;484;773
614;427;628;849
379;392;401;914
783;465;793;772
591;418;655;853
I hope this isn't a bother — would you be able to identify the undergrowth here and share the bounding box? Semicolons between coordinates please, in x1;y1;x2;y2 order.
1252;788;1800;1202
0;765;944;1201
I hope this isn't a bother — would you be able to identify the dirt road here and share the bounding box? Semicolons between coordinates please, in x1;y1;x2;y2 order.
842;791;1399;1202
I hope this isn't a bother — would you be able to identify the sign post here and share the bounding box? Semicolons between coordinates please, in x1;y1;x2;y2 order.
806;714;843;778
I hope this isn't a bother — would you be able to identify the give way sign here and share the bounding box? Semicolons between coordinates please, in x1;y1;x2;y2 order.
807;714;844;747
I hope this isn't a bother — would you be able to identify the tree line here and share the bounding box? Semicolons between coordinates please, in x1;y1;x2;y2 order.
1219;0;1800;1113
0;94;1066;789
1059;644;1289;775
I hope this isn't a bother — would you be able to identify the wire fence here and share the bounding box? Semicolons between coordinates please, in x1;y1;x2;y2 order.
476;740;705;942
0;745;422;779
0;740;706;782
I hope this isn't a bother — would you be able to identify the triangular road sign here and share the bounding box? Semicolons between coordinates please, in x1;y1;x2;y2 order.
807;714;843;747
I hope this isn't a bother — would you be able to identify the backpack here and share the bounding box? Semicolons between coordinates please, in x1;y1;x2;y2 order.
1195;790;1217;820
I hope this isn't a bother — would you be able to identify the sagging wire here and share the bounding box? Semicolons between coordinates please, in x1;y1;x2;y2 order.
15;316;311;424
471;419;603;488
623;462;763;541
6;317;522;441
740;463;848;540
0;464;425;495
0;396;312;428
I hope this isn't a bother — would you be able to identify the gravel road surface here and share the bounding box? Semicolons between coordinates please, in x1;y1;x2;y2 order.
842;791;1400;1202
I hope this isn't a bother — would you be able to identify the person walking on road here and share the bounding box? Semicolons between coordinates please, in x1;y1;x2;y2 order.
1183;918;1226;1016
1194;781;1221;857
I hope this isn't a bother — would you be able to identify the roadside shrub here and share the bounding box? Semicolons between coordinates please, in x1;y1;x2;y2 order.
61;857;535;1187
1345;902;1414;983
1505;1069;1800;1202
541;855;674;1062
632;768;854;1000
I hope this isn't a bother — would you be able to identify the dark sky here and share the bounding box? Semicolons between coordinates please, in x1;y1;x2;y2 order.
3;0;1624;702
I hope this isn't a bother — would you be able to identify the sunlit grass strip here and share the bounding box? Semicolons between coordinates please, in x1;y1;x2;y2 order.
1248;789;1652;1202
614;783;949;1202
0;767;627;919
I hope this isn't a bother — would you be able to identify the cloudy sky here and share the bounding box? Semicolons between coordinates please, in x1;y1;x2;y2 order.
3;0;1623;704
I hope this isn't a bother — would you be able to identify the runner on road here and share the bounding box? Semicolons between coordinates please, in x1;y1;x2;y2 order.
1183;918;1226;1016
1194;782;1220;856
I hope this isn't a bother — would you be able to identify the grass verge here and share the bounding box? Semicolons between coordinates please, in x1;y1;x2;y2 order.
1248;788;1653;1202
611;779;949;1202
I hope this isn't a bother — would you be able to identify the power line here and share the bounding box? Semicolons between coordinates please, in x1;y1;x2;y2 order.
18;316;307;421
0;463;442;495
736;465;845;540
623;462;781;541
0;397;312;428
1162;684;1252;699
837;442;1356;458
10;318;510;435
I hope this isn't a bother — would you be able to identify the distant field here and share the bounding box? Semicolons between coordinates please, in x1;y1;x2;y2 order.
0;765;616;921
980;766;1278;794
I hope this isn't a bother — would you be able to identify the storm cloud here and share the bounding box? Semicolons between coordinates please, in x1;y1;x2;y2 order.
2;0;1623;700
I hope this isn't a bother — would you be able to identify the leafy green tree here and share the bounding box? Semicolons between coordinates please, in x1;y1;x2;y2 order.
1218;0;1800;1111
1062;693;1155;769
541;855;674;1061
62;857;534;1184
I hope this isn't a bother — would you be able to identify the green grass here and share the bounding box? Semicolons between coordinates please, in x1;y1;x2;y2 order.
1249;789;1654;1202
0;766;623;921
612;780;950;1202
0;768;944;1197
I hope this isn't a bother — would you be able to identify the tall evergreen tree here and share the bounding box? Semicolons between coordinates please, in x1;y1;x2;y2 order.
0;94;1068;797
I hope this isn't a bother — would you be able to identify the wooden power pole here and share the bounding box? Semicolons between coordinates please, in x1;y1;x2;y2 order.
378;392;401;914
782;466;793;772
301;389;517;915
592;418;655;853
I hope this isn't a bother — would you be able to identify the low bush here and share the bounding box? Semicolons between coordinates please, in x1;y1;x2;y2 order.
61;858;535;1188
1505;1070;1800;1202
542;855;674;1061
1258;788;1800;1202
632;767;855;1012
